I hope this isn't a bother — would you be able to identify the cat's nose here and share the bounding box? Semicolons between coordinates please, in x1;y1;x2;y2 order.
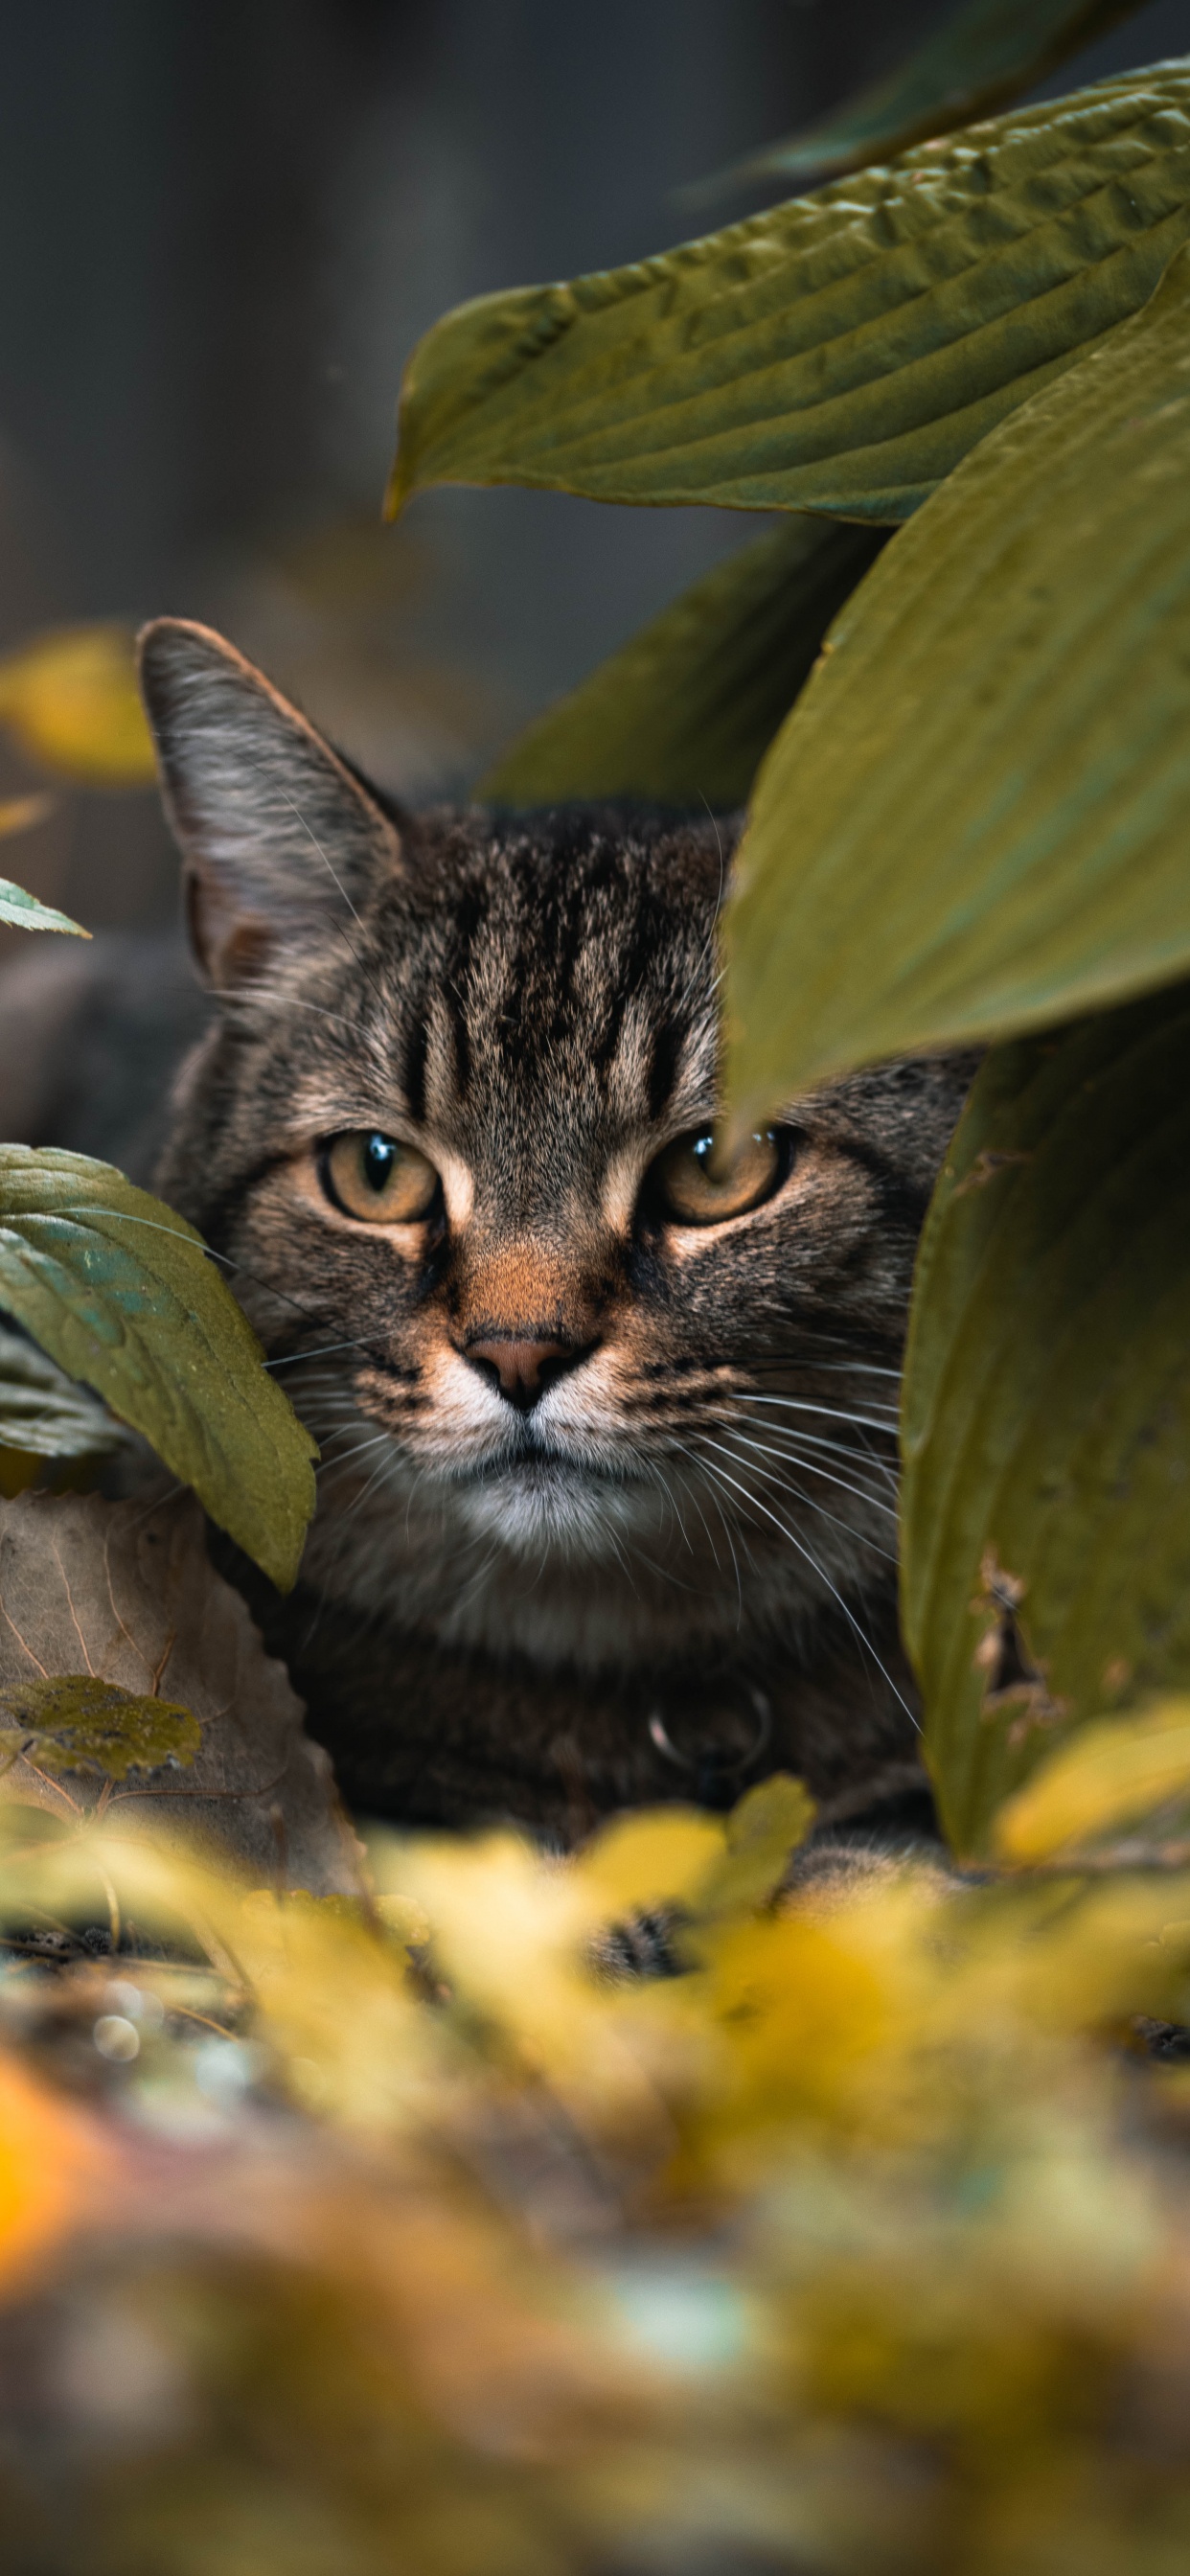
462;1334;591;1410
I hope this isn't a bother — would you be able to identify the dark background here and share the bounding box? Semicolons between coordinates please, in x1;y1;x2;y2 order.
0;0;1184;930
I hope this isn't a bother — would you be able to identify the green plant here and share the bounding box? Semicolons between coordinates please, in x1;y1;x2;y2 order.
386;14;1190;1863
0;780;313;1591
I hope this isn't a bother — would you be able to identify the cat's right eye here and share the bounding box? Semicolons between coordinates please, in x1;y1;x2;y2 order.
321;1130;441;1225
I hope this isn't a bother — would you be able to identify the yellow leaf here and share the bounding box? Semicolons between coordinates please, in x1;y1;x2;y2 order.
697;1774;815;1921
576;1807;726;1916
0;626;156;788
994;1697;1190;1865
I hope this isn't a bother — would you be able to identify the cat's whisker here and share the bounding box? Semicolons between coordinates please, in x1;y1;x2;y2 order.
720;1417;902;1497
314;1432;395;1475
741;1393;902;1438
726;1412;901;1494
264;1337;383;1370
714;1425;900;1525
695;1450;918;1729
704;1432;900;1566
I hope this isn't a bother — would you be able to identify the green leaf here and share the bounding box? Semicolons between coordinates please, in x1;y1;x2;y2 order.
690;1;1147;198
0;1322;124;1460
0;874;86;939
480;519;886;809
0;1673;200;1780
387;61;1190;526
0;1149;316;1592
724;236;1190;1129
902;988;1190;1857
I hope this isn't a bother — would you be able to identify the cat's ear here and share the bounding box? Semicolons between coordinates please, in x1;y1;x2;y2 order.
137;617;402;990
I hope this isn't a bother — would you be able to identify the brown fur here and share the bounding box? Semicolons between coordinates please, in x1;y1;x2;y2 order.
140;619;973;1842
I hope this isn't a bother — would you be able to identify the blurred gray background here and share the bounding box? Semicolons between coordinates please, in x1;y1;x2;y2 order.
0;0;1183;933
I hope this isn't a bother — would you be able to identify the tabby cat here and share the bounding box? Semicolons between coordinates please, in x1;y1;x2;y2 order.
137;617;973;1845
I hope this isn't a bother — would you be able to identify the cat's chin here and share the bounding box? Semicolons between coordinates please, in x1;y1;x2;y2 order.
452;1456;652;1561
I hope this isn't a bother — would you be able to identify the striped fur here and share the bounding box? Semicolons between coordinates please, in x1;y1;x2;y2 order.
143;620;973;1839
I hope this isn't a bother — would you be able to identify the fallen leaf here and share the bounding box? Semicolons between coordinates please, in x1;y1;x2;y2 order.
0;1673;200;1780
0;1492;365;1894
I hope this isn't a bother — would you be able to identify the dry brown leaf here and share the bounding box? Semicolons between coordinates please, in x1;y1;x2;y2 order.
0;1492;365;1895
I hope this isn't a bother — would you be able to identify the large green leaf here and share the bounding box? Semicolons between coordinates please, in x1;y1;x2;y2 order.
479;518;885;808
723;237;1190;1129
902;988;1190;1858
690;0;1147;198
386;61;1190;526
0;1149;316;1592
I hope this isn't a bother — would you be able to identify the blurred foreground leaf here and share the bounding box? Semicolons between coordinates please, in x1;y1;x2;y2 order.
2;1784;1190;2565
0;1674;200;1781
903;988;1190;1855
691;0;1147;196
725;240;1190;1125
481;520;886;808
0;1149;315;1591
995;1698;1190;1864
388;62;1190;526
0;625;156;787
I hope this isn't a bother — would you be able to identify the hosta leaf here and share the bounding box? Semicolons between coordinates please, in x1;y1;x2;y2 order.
0;626;156;788
724;236;1190;1128
902;989;1190;1857
0;1323;124;1460
994;1698;1190;1866
692;1;1147;197
387;61;1190;526
0;1149;315;1592
0;1674;200;1781
480;519;886;808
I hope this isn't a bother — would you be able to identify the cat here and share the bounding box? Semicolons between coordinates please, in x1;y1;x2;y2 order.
124;616;975;1849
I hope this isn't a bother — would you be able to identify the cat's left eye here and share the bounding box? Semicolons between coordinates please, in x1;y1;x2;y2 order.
647;1124;790;1226
321;1130;441;1224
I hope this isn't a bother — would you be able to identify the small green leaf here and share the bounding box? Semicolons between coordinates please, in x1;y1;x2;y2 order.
0;1673;200;1780
724;237;1190;1128
0;1323;124;1460
902;987;1190;1857
480;519;886;809
0;1149;316;1592
689;0;1147;197
0;874;86;938
387;61;1190;526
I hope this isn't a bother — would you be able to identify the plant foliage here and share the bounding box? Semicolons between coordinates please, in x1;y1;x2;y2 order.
903;986;1190;1852
0;1755;1186;2569
690;0;1148;195
723;240;1190;1120
0;1148;315;1591
387;63;1190;525
481;518;886;809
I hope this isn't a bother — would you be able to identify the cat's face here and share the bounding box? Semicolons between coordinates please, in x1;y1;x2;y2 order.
143;621;970;1668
